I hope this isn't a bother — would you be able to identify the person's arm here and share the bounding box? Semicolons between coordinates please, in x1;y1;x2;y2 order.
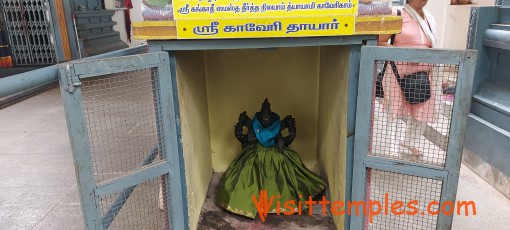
378;34;393;47
378;8;401;47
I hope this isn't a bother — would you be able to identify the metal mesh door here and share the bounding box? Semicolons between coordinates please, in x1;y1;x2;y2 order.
370;63;458;168
351;47;477;230
59;52;187;230
0;0;57;65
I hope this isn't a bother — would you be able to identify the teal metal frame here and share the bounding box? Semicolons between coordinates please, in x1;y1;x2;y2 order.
351;46;477;230
345;44;362;230
58;52;188;230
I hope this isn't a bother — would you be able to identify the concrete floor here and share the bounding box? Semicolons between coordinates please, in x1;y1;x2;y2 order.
0;87;509;230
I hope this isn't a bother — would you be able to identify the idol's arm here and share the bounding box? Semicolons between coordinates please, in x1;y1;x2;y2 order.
281;115;296;146
234;111;252;144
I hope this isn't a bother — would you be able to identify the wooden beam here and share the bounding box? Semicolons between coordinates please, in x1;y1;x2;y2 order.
55;0;72;61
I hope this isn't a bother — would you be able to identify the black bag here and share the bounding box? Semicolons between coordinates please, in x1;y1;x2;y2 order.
375;63;387;98
389;61;432;104
376;9;401;98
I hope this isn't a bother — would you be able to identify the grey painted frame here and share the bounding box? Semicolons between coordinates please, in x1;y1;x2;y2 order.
351;46;477;230
58;52;187;230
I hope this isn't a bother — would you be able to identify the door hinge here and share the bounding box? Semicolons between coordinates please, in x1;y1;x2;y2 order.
65;65;81;93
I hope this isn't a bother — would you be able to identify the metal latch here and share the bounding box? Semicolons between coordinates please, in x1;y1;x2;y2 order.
65;65;81;93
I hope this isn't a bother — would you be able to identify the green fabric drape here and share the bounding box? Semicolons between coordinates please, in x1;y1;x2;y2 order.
215;142;327;218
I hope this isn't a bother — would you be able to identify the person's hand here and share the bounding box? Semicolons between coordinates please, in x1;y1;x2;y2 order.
378;34;393;47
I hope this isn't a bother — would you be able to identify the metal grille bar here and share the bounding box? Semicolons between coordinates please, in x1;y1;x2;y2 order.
1;0;57;65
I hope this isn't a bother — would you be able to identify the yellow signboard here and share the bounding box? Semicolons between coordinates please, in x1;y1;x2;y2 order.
172;0;357;39
176;16;355;39
173;0;357;19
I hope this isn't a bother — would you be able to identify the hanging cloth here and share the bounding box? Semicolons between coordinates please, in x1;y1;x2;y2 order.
124;0;133;43
252;113;281;147
403;4;437;48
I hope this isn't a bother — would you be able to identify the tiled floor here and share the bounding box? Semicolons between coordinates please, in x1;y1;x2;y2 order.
0;88;509;230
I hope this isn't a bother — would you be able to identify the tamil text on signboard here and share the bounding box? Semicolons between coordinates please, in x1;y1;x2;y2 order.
172;0;358;39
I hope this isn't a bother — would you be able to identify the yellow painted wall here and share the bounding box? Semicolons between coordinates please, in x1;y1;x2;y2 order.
317;46;350;229
175;51;213;230
204;47;320;172
175;46;349;229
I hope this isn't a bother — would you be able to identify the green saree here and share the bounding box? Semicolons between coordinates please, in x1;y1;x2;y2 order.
215;141;327;218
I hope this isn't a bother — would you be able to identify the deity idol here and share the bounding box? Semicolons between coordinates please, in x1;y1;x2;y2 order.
215;99;327;218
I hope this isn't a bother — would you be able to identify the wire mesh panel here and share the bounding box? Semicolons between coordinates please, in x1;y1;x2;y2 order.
364;168;443;230
371;61;458;168
81;68;165;184
80;67;173;229
0;0;57;65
